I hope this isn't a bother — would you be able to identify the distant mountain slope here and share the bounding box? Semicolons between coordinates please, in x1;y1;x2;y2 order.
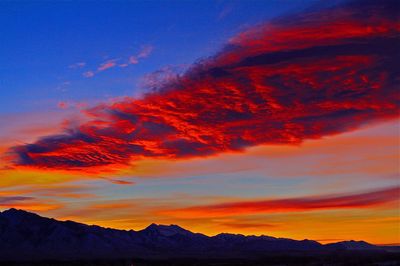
0;209;380;261
325;240;380;250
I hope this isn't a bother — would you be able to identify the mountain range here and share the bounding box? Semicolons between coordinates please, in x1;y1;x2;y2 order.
0;208;382;261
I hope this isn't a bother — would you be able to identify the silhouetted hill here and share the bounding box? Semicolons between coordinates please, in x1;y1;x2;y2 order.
0;209;388;261
325;240;380;250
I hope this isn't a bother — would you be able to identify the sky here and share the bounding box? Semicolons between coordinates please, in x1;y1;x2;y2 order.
0;0;399;245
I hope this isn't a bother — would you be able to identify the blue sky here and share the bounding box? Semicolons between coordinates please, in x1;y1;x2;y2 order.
0;0;314;114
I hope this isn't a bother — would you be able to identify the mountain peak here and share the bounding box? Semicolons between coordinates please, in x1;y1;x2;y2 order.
1;208;37;217
143;223;193;237
214;233;246;240
325;240;378;250
145;223;159;229
0;208;47;225
145;223;184;230
2;208;25;214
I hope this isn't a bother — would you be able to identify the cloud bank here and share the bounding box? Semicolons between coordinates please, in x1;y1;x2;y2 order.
8;0;400;173
161;186;400;218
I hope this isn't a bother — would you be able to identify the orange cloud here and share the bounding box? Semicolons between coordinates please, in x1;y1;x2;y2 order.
161;186;400;218
90;202;134;210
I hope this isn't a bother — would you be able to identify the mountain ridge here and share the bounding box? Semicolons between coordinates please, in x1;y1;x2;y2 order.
0;208;383;261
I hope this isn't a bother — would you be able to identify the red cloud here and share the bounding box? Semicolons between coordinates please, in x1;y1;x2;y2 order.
7;0;400;173
161;186;400;218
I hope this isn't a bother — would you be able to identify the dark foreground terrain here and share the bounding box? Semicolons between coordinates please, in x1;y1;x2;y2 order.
1;209;399;265
2;251;400;266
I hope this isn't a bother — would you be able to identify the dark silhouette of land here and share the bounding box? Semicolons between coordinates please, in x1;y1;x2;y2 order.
0;209;398;265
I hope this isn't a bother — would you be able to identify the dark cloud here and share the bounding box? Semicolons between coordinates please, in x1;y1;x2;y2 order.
0;196;33;204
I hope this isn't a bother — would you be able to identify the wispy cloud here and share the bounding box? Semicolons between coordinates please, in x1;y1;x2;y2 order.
128;45;154;65
137;45;153;59
82;71;95;78
98;176;135;185
68;62;86;69
129;56;139;65
82;59;118;78
217;3;234;20
161;186;400;218
57;101;69;109
82;45;154;78
55;81;71;92
0;195;62;212
97;59;117;71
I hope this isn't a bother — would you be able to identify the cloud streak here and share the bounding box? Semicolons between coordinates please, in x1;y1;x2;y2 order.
160;186;400;218
68;62;86;69
129;45;153;64
82;71;95;78
83;46;154;78
98;60;117;71
0;196;62;212
7;0;400;173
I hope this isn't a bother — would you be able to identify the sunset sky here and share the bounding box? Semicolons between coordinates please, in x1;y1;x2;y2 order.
0;0;399;245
